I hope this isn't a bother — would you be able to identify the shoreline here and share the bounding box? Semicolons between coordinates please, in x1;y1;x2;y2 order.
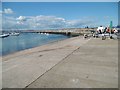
1;33;70;57
2;36;83;61
2;35;71;59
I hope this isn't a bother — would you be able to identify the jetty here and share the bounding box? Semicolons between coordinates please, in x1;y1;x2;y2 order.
20;28;96;36
2;36;118;88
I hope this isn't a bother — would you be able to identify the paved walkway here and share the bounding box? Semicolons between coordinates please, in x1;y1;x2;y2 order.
2;36;90;88
2;37;118;88
27;38;118;88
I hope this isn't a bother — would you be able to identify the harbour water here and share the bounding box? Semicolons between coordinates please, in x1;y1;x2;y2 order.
0;33;69;56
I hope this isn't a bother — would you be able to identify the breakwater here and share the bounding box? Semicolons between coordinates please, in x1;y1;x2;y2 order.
19;28;96;37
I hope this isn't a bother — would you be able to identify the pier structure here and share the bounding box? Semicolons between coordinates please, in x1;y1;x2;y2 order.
20;28;96;37
2;37;118;88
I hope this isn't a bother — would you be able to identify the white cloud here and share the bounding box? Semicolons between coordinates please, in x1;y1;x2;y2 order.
3;8;13;14
2;15;96;30
16;16;26;21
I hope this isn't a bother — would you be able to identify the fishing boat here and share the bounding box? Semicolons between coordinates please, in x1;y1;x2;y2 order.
0;34;9;38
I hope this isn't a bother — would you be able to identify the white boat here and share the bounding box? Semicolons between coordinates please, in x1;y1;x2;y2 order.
10;32;20;36
46;33;49;36
0;34;9;38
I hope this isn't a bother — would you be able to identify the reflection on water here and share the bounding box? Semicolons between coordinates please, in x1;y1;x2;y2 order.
0;33;69;56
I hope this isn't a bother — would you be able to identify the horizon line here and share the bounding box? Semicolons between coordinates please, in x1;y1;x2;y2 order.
1;0;120;2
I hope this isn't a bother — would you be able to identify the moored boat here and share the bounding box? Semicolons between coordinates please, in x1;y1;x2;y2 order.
10;32;20;36
46;33;49;36
0;34;9;38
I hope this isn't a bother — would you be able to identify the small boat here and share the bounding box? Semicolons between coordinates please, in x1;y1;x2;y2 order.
0;34;9;38
10;32;20;36
46;33;49;36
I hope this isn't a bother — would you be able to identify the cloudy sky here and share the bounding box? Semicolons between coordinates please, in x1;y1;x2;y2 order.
2;2;118;30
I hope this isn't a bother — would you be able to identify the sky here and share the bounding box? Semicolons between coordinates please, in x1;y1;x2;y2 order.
1;2;118;30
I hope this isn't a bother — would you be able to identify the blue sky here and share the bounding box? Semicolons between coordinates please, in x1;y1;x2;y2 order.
2;2;118;30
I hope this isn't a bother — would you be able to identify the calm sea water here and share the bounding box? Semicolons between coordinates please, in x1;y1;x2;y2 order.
0;33;69;56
